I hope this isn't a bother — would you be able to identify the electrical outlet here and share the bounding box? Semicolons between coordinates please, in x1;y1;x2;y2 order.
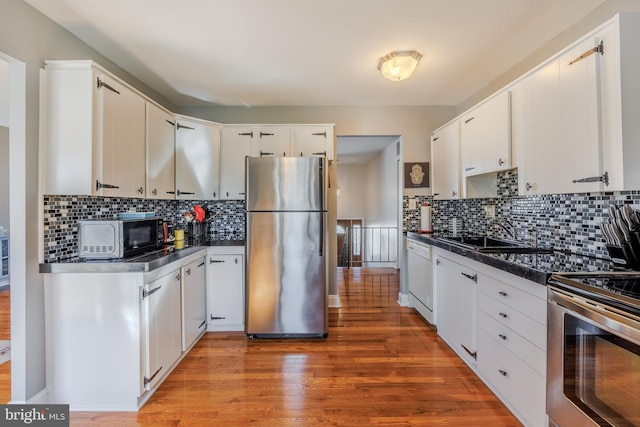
484;205;495;219
409;198;417;210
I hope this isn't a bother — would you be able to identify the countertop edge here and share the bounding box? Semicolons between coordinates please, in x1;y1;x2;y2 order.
406;232;550;285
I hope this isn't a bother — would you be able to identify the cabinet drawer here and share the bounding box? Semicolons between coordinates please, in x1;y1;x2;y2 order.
477;310;545;376
478;291;546;350
477;273;546;325
478;329;546;427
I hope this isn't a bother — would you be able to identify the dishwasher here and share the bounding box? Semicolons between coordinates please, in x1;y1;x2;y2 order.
406;238;434;324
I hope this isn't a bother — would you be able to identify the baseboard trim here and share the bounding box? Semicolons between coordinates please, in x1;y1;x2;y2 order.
397;292;410;307
328;294;341;308
9;387;49;405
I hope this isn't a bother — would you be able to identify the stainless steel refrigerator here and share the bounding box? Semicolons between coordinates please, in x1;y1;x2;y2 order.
245;156;328;338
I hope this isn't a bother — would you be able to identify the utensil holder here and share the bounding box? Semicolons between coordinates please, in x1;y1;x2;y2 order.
187;222;206;243
606;241;640;270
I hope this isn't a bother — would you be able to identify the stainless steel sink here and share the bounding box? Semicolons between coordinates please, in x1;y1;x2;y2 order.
438;235;554;254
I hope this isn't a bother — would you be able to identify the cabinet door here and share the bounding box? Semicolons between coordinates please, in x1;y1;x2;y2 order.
181;257;207;351
460;91;510;177
146;103;176;199
557;36;603;193
220;127;252;200
144;270;181;391
251;127;290;157
175;118;221;199
98;74;146;198
291;126;334;159
206;254;244;330
431;121;460;200
435;255;477;365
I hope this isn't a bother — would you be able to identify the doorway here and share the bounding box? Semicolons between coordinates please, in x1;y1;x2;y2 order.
337;219;363;267
335;135;401;270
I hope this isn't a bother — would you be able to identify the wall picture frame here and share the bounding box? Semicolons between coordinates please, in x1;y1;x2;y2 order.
404;162;429;188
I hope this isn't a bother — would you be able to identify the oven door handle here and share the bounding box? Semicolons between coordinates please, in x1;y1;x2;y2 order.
548;287;640;342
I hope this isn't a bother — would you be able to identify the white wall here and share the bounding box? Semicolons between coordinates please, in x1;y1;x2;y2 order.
336;164;366;220
0;60;8;127
365;139;400;228
0;126;8;228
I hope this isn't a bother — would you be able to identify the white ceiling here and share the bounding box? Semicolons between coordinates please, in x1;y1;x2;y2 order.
24;0;606;108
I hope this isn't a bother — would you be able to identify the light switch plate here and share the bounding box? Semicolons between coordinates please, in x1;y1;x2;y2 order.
409;198;417;210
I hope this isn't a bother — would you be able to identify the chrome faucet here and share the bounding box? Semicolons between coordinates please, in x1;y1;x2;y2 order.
491;219;516;240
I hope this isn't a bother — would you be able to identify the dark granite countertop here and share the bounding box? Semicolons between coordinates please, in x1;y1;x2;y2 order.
407;231;620;285
40;240;245;274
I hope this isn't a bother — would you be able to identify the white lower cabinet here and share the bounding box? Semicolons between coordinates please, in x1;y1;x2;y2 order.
434;248;547;427
434;250;477;366
206;246;245;331
43;248;207;410
181;256;207;350
144;270;182;391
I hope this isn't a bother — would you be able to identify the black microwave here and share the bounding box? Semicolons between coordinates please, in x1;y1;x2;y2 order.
78;217;163;259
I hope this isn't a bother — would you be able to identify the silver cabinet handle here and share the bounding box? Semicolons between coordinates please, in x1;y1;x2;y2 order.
137;187;144;195
143;285;161;298
461;272;477;283
144;366;163;387
464;116;475;124
498;158;505;166
436;259;441;266
452;190;457;197
498;334;507;340
186;268;191;276
498;369;508;377
96;180;119;191
498;291;508;297
97;77;120;94
461;344;477;360
209;258;225;264
572;171;609;186
499;312;508;318
152;189;157;196
525;182;533;191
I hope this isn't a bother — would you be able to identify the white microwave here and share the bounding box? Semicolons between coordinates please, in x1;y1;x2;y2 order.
78;217;163;259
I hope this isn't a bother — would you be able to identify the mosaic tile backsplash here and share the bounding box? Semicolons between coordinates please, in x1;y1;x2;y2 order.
403;169;640;269
43;196;245;262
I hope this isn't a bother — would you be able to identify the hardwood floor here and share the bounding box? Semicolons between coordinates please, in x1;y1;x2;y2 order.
71;269;521;425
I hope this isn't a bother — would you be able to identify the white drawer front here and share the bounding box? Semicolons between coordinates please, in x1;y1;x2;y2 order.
478;329;547;427
478;291;546;350
477;310;546;376
477;273;546;325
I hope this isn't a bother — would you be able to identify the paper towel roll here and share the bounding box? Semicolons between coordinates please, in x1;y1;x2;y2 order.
421;204;432;232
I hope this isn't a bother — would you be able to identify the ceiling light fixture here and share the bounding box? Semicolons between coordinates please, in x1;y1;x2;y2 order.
377;50;422;82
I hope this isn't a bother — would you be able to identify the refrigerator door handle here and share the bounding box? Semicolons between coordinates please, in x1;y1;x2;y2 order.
319;158;324;257
319;212;324;257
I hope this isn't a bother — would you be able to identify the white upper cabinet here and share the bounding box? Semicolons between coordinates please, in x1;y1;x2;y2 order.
431;120;461;200
220;126;252;200
291;125;335;159
599;14;640;191
513;14;640;195
460;91;511;178
146;102;176;199
42;61;146;197
250;126;291;157
514;34;602;195
175;116;221;200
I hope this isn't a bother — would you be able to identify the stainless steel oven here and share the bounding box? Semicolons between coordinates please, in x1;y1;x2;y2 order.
547;273;640;427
